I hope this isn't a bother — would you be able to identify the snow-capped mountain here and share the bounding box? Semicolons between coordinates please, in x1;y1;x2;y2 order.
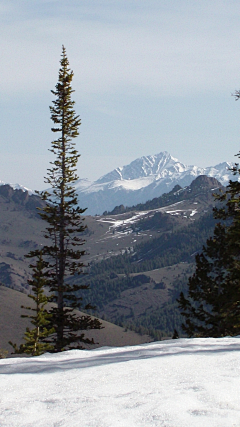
75;152;236;215
0;152;237;215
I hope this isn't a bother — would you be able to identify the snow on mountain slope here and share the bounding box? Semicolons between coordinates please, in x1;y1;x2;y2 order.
96;152;186;182
97;200;199;232
76;152;236;215
0;152;236;215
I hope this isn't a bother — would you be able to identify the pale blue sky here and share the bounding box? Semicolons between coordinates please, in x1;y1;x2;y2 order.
1;0;240;189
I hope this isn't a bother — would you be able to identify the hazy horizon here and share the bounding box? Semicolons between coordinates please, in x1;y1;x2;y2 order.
1;1;240;189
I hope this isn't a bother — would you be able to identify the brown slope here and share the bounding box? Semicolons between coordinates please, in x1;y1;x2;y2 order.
0;285;152;357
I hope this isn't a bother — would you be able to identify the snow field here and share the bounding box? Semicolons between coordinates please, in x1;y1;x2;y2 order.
0;337;240;427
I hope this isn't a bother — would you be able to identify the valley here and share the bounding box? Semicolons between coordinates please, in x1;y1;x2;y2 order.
0;174;223;348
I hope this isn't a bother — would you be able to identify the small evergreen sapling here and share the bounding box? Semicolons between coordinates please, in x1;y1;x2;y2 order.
9;253;54;356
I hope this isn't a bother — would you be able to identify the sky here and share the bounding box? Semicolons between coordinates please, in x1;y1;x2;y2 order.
2;1;240;189
0;337;240;426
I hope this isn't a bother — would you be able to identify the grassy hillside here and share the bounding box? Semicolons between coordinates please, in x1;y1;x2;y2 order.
0;285;152;357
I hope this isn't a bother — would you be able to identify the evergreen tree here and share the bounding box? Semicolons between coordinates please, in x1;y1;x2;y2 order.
9;253;54;356
177;223;240;337
28;46;102;352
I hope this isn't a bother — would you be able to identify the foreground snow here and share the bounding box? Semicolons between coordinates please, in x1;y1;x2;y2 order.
0;337;240;427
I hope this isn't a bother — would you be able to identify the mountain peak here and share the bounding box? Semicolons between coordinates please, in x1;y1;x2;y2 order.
96;151;180;184
75;152;238;214
1;152;237;216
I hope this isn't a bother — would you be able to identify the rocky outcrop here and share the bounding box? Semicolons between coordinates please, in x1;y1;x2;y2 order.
0;185;45;211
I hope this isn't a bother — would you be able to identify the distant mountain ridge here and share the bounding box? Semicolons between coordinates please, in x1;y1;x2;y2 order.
103;175;222;215
75;152;235;215
0;175;219;295
0;151;236;215
0;180;32;194
0;184;45;211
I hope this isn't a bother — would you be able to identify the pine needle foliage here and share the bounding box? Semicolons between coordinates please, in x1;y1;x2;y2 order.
9;253;54;356
28;46;102;352
177;223;240;337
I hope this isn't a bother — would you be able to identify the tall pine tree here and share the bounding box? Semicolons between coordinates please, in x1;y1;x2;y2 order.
28;46;102;352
